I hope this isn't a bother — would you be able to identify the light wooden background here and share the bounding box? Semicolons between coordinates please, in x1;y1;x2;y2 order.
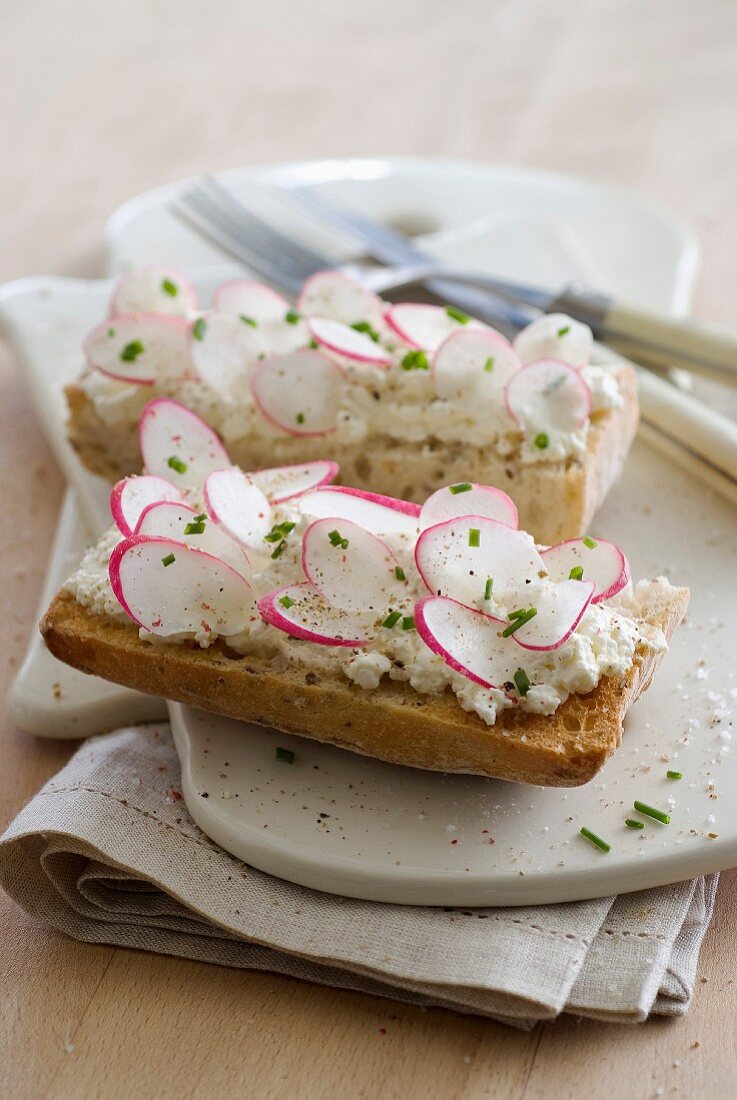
2;1;737;1097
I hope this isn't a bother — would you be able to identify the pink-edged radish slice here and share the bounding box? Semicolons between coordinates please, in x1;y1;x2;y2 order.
249;349;342;437
307;318;391;368
109;535;254;638
415;515;544;607
85;313;191;385
419;483;518;532
540;538;630;604
300;486;420;542
134;500;251;579
110;266;198;317
139;398;230;486
415;596;518;691
297;270;386;326
258;582;376;647
203;468;272;553
505;359;592;435
189;311;266;397
513;313;593;369
110;475;184;536
511;578;595;652
211;280;290;323
250;460;339;503
385;303;485;352
302;518;401;614
433;328;521;401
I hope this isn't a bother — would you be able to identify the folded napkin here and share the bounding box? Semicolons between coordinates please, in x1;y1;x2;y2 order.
0;725;717;1028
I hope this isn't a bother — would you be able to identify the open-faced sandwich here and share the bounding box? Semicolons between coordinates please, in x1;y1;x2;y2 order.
65;266;638;544
43;400;687;787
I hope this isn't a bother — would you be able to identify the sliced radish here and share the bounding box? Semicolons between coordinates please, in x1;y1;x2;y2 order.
300;486;420;542
110;475;184;536
307;318;391;368
505;359;591;435
85;313;191;385
415;516;544;607
258;582;376;647
297;270;385;326
139;398;230;486
249;349;342;437
513;313;593;369
110;266;198;317
134;500;250;579
250;460;339;503
302;518;401;614
541;538;630;603
203;468;272;554
211;280;290;323
189;311;266;397
415;597;518;690
419;483;518;532
511;579;595;652
433;328;521;401
109;535;254;638
385;303;485;353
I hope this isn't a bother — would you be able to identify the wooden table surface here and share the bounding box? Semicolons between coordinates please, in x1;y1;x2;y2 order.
2;1;737;1096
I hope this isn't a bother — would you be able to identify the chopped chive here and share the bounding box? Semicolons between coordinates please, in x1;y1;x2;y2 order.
271;541;287;559
107;327;115;338
120;340;144;362
507;608;527;620
192;317;207;341
350;320;380;342
557;324;571;337
308;339;319;349
276;746;295;764
161;277;178;297
382;610;402;629
167;455;188;474
569;565;584;581
468;527;481;548
625;818;644;829
666;770;682;780
580;827;610;852
514;668;531;697
183;520;206;535
296;412;305;424
394;566;406;582
401;616;415;631
534;432;549;450
264;521;295;543
400;349;429;371
633;800;670;824
161;553;176;567
328;528;349;549
284;309;300;325
279;595;295;609
484;356;494;372
449;482;472;495
582;536;598;549
445;304;470;324
484;577;493;601
502;608;537;637
240;314;257;327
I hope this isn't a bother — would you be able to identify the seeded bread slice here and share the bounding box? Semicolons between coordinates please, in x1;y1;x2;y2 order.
64;362;638;545
41;576;687;787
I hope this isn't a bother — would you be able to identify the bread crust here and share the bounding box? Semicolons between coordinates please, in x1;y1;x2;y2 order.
41;577;687;787
64;363;638;545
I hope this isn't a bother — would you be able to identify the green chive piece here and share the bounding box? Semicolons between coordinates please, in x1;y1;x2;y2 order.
264;521;296;543
401;616;415;631
484;357;494;372
120;340;144;362
284;309;300;325
583;536;598;549
580;827;610;852
183;520;206;535
395;566;406;582
271;541;287;559
161;277;178;297
296;412;305;425
514;668;531;697
445;304;470;324
569;565;584;581
633;800;670;825
468;528;481;548
161;553;176;567
666;770;682;780
308;339;319;349
625;818;644;829
557;324;571;337
240;314;257;327
382;610;402;629
276;747;295;764
107;327;115;338
400;349;429;371
350;320;380;342
327;529;349;549
167;455;188;475
484;577;493;601
449;482;472;495
501;609;537;637
534;432;549;450
192;317;207;341
279;595;295;609
507;608;527;620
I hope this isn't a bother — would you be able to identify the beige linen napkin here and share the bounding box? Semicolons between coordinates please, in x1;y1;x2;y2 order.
0;725;717;1028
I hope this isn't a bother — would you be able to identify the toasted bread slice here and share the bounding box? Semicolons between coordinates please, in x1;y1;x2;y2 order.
41;577;687;786
64;363;638;545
